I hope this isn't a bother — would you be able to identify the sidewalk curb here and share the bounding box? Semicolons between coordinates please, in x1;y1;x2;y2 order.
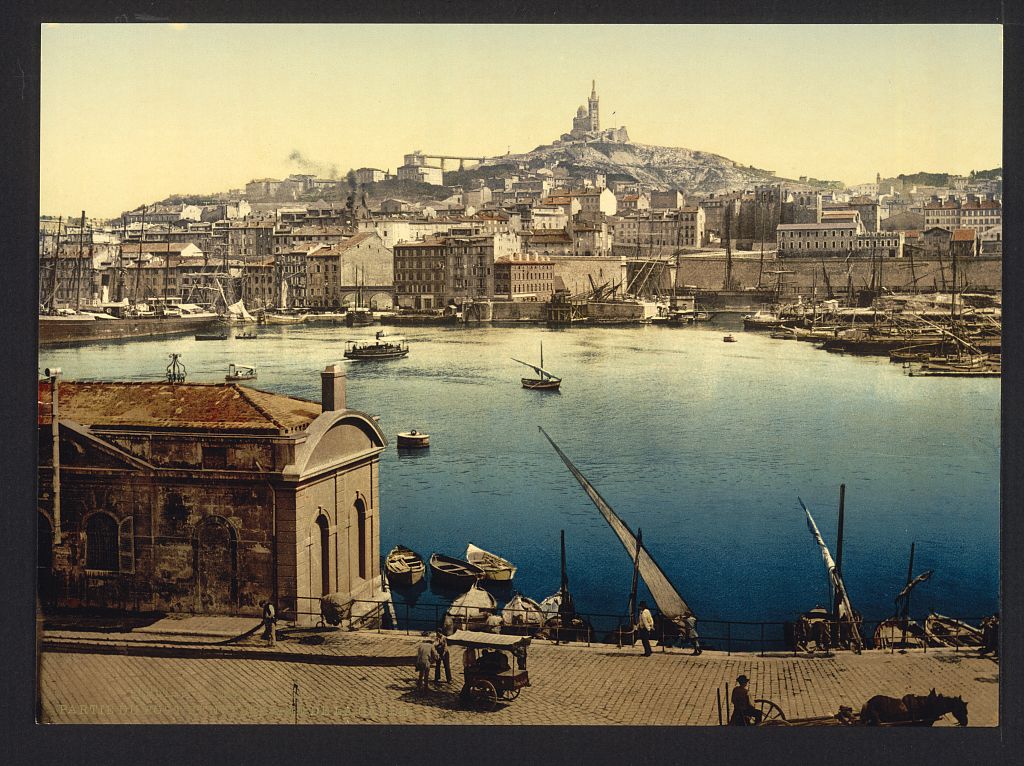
42;638;413;667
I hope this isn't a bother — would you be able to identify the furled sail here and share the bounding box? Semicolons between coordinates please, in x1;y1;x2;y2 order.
799;498;862;645
895;569;933;603
540;427;693;623
511;357;557;380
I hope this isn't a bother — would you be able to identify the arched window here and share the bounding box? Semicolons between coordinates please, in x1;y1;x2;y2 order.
355;497;367;579
86;513;119;571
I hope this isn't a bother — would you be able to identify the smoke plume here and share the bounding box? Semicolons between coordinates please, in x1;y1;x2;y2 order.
288;150;339;179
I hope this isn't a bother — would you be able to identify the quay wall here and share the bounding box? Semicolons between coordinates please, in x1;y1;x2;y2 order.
550;255;629;296
673;254;1002;294
466;300;641;323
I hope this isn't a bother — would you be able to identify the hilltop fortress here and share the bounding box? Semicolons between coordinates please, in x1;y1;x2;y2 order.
557;81;630;145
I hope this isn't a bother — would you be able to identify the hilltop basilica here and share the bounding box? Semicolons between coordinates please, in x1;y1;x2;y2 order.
558;82;630;144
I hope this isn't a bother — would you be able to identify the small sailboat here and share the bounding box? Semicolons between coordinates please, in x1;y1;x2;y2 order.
429;552;484;588
384;545;425;587
540;430;693;641
447;581;497;627
536;529;592;642
466;543;517;581
512;342;561;390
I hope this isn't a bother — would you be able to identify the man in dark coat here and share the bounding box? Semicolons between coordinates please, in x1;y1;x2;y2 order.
729;674;762;725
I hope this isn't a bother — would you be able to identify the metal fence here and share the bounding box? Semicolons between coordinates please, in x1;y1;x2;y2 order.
294;595;990;655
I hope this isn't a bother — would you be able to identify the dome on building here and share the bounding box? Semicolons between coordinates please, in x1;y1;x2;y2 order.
577;105;586;116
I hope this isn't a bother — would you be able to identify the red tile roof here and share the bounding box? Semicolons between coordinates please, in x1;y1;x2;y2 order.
951;228;977;241
39;381;321;433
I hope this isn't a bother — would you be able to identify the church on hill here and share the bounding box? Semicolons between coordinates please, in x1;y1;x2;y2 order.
559;81;630;144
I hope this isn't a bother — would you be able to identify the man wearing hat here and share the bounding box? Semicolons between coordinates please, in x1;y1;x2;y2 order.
414;631;438;692
729;674;762;725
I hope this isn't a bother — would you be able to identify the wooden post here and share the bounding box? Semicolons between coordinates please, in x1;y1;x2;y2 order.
901;542;915;648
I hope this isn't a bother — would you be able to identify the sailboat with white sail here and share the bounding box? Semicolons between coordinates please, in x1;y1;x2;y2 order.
539;428;696;637
512;342;561;391
798;497;863;650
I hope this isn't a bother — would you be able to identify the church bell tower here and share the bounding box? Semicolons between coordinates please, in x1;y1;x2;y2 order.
588;80;600;132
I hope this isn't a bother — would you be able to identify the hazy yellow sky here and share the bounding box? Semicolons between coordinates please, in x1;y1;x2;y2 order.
40;24;1002;218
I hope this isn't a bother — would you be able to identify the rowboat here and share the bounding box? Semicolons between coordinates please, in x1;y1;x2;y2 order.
235;332;260;340
429;552;484;588
447;581;497;626
512;342;561;390
384;545;425;587
501;593;545;630
722;334;737;343
466;543;517;581
924;613;984;647
225;363;257;381
396;430;430;449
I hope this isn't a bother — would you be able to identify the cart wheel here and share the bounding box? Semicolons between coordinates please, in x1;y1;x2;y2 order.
754;699;787;724
470;680;498;711
504;686;521;701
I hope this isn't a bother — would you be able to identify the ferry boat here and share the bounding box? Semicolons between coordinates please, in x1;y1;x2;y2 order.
343;331;409;361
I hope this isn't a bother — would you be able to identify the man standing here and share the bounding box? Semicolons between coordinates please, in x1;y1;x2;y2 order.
433;630;452;685
262;601;277;646
729;674;762;725
681;613;702;655
415;632;437;692
637;600;654;656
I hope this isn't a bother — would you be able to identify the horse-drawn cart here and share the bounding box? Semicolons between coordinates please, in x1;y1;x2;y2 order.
447;630;531;711
749;691;968;726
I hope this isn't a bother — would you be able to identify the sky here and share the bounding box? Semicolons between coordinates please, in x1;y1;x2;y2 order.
40;24;1003;219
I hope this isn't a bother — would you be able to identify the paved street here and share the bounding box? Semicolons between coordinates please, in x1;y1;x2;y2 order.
39;626;999;725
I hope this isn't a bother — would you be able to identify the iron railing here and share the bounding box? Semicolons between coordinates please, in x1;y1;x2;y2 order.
291;595;991;655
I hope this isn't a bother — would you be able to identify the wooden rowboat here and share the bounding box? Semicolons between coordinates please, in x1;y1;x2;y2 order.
384;545;425;587
429;552;484;588
466;543;517;581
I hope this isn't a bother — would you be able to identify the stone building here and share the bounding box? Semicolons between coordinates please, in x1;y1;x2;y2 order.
608;208;705;250
393;230;495;309
649;190;686;210
493;254;555;301
37;366;388;622
923;194;1001;233
949;228;979;259
306;232;395;309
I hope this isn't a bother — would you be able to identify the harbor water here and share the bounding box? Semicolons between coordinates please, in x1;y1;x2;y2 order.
39;318;1000;632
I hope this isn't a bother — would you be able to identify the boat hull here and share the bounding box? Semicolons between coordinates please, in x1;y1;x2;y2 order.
522;378;560;390
429;554;484;588
39;315;220;346
344;348;410;360
396;432;430;448
385;547;426;587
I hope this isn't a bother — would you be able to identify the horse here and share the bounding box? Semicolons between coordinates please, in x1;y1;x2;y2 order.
859;689;968;726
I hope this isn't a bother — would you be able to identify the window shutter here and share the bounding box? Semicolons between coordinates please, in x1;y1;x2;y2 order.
118;516;135;574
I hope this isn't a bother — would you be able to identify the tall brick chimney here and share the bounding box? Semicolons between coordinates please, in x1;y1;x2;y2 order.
321;362;346;412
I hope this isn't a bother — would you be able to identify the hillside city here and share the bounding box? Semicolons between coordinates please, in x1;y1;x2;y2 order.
39;84;1003;317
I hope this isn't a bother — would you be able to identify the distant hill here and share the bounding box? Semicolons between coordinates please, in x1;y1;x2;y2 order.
478;140;793;194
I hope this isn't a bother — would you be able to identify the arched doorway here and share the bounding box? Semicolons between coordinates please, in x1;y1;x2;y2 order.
311;515;331;597
355;498;367;580
194;518;238;612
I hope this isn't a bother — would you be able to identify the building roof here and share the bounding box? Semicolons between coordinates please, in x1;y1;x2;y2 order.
776;223;855;231
307;232;379;257
39;381;322;434
951;228;977;241
526;230;572;244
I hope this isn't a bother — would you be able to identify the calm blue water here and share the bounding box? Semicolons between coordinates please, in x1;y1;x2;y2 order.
40;318;1000;629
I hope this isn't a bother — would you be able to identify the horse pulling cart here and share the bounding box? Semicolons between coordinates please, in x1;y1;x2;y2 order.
447;630;531;711
747;690;969;727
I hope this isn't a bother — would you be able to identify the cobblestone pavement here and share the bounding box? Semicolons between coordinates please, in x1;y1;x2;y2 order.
39;629;999;725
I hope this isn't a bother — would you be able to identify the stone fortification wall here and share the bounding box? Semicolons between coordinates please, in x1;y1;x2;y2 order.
550;255;628;296
674;255;1002;293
